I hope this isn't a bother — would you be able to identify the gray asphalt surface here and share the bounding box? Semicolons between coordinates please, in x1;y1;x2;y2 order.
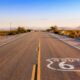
0;32;80;80
0;32;39;80
40;32;80;80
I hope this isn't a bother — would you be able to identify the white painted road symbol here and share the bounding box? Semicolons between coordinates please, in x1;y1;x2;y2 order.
46;58;80;72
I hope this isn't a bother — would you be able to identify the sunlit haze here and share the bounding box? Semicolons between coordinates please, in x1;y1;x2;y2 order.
0;0;80;30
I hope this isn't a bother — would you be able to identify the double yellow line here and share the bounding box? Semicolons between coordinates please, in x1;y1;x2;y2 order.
37;40;41;80
31;65;37;80
31;40;41;80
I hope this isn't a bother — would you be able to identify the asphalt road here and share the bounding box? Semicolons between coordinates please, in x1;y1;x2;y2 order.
40;32;80;80
0;32;39;80
0;32;80;80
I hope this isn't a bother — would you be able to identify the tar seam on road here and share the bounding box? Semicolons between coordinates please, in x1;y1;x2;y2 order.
31;64;37;80
37;40;41;80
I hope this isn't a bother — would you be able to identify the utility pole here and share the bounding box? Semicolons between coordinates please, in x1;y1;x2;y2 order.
10;22;12;32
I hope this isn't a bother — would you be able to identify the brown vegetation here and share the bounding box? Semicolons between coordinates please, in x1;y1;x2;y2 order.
0;27;31;36
46;26;80;38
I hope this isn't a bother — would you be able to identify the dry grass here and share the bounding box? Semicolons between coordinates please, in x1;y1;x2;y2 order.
0;27;31;36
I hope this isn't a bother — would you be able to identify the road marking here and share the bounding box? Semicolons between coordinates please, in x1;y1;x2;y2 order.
37;40;41;80
59;61;74;70
46;58;80;72
31;64;37;80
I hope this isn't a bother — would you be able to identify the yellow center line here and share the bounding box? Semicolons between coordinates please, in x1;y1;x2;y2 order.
37;39;41;80
31;64;36;80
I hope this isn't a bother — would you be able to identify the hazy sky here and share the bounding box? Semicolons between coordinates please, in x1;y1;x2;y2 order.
0;0;80;29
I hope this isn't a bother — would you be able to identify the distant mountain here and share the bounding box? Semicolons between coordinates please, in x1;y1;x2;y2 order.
58;27;74;30
0;27;17;30
76;26;80;30
59;27;80;30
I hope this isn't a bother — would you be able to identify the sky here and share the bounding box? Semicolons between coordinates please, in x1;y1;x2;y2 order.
0;0;80;30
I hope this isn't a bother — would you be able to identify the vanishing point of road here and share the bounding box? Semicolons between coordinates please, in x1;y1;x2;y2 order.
0;32;80;80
